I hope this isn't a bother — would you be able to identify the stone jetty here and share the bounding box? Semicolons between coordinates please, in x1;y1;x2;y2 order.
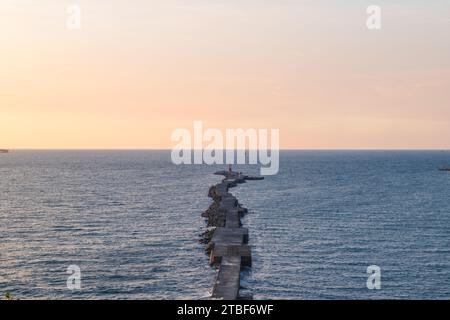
201;169;263;300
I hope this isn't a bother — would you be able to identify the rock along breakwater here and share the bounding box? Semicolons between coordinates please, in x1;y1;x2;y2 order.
201;169;264;300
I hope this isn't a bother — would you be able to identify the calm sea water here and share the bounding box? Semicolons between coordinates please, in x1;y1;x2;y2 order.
1;150;450;299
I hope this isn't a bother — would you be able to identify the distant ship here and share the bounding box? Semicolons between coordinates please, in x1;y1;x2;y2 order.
0;149;8;153
439;166;450;172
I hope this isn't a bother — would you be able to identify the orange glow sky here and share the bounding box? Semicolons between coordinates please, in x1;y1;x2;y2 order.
1;0;450;149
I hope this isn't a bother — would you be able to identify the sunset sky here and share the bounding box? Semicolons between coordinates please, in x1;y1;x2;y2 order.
1;0;450;149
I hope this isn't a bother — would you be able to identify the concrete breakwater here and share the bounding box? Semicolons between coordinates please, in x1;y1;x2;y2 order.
201;170;263;299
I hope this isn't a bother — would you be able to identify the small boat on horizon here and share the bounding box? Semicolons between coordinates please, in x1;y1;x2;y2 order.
438;166;450;172
0;149;8;153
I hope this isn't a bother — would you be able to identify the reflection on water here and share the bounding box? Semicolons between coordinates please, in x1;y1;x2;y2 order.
1;150;450;299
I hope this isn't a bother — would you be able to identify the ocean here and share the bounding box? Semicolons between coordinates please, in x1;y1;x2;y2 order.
1;150;450;299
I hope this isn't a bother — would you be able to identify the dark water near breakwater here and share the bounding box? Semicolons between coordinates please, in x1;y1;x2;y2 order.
1;150;450;299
